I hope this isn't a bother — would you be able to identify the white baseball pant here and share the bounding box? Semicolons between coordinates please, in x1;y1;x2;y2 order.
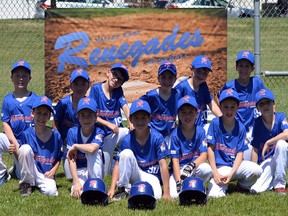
169;162;212;198
18;144;58;196
0;133;20;179
250;140;288;193
117;149;163;199
208;160;262;198
103;127;129;176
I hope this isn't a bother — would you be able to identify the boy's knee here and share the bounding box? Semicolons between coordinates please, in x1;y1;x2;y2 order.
119;149;134;160
18;144;33;157
276;140;288;152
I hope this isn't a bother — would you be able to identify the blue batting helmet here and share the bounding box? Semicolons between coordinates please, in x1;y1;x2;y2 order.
81;178;108;206
128;181;156;210
179;177;207;205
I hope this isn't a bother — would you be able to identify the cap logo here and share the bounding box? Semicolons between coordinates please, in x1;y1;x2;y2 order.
136;100;144;107
242;51;250;57
41;96;49;104
259;89;266;96
89;180;97;188
76;69;83;74
138;184;146;192
82;97;91;105
182;95;190;102
17;61;26;66
226;89;234;95
189;179;197;188
201;57;208;64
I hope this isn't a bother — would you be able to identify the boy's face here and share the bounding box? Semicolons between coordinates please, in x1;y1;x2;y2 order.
191;67;210;85
236;59;254;79
70;77;90;97
256;99;274;116
77;109;97;130
11;68;31;90
130;111;151;132
220;98;239;120
107;69;125;89
32;106;51;128
157;71;176;92
178;104;198;127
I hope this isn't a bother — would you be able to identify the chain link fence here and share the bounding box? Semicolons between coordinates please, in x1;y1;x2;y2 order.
0;0;288;114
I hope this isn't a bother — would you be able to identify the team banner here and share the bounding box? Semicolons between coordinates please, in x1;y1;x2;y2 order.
45;9;227;103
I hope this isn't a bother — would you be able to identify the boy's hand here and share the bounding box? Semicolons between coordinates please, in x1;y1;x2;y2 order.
8;142;18;155
44;170;55;179
128;122;134;131
108;189;115;199
67;146;77;161
261;141;272;160
109;123;119;134
162;192;172;201
72;182;82;199
213;171;225;185
221;174;233;185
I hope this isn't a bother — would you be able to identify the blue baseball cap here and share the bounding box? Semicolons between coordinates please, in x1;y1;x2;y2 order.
219;89;240;104
11;60;31;74
192;55;212;72
77;97;97;113
130;99;151;116
158;61;177;76
177;95;198;112
110;63;129;82
70;68;90;83
236;50;254;65
32;95;53;112
256;89;275;105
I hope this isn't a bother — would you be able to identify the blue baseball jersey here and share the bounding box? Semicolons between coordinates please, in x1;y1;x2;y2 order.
54;94;80;141
20;127;63;174
139;88;180;137
206;117;247;167
66;125;105;169
170;125;207;168
1;92;37;140
116;128;169;181
219;77;265;131
89;82;127;135
251;112;288;164
175;79;212;127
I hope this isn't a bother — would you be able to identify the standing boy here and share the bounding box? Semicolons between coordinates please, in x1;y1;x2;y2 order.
0;60;37;185
108;99;171;201
169;95;212;198
140;61;180;146
218;50;265;160
175;55;222;131
207;89;262;198
66;97;105;199
250;89;288;195
89;63;131;176
18;96;62;196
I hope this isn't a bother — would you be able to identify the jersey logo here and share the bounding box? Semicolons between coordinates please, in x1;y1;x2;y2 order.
201;57;208;64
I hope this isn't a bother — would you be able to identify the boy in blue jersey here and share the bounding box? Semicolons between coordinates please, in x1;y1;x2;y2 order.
18;96;62;196
175;55;222;132
53;68;90;178
169;95;212;198
250;89;288;195
140;61;180;147
89;63;131;177
218;50;265;160
66;97;105;199
207;89;261;198
108;99;171;201
0;60;38;185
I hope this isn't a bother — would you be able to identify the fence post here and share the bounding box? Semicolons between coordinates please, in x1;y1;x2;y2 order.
254;0;261;77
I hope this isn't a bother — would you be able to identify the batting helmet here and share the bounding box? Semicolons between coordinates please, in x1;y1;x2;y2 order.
81;178;108;206
179;177;207;206
128;181;156;210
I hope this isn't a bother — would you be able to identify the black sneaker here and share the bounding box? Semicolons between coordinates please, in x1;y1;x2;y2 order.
20;183;32;197
112;187;129;201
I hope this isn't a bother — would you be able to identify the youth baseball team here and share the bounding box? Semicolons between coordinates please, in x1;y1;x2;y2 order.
0;50;287;205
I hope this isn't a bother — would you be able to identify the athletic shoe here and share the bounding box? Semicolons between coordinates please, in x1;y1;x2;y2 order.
0;171;11;186
275;187;287;195
236;183;250;194
20;183;33;197
112;187;129;201
8;165;17;179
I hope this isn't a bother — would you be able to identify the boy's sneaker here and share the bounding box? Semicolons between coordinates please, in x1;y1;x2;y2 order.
8;165;17;179
275;187;287;195
20;183;32;197
0;171;11;186
112;187;129;201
